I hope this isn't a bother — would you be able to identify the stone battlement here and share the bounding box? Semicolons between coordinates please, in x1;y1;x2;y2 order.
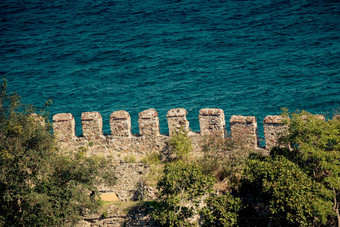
52;108;330;201
52;108;305;151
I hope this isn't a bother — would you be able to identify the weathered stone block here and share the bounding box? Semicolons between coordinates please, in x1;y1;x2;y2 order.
138;108;160;136
167;108;189;136
263;115;288;150
230;115;258;149
110;110;132;137
81;112;103;139
53;113;75;142
199;108;225;137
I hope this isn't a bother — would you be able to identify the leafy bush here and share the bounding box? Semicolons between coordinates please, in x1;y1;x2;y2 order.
166;127;192;161
200;193;242;227
152;160;215;226
244;153;333;226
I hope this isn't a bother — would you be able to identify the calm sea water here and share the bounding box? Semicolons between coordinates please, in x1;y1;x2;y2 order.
1;0;340;139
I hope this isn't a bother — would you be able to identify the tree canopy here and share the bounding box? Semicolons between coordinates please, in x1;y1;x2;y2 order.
243;110;340;226
0;79;116;226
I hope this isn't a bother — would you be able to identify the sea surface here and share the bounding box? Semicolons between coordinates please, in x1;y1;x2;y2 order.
1;0;340;139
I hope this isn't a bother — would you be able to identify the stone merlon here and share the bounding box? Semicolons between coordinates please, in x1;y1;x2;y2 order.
81;112;103;139
199;108;225;137
167;108;189;136
110;110;131;137
138;108;160;136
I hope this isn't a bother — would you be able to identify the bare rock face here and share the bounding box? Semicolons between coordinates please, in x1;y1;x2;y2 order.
199;108;226;137
138;109;160;137
110;110;132;137
167;108;189;136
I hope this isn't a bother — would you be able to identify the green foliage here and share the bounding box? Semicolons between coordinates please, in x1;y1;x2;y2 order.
279;110;340;189
0;79;116;226
166;127;192;161
280;110;340;225
242;110;340;226
88;141;94;147
158;160;215;198
200;193;242;227
152;160;215;226
101;211;108;218
244;154;334;226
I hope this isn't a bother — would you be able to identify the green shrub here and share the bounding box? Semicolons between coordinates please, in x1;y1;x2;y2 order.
152;160;215;226
166;127;192;161
243;154;334;226
200;193;242;227
242;110;339;226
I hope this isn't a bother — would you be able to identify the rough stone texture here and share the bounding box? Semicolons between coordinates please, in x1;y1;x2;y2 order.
167;108;189;136
263;115;288;150
110;110;132;137
53;113;75;142
124;205;158;226
138;109;160;136
52;109;299;207
78;204;158;227
263;115;284;124
199;108;226;137
81;112;103;139
230;115;259;149
108;162;155;201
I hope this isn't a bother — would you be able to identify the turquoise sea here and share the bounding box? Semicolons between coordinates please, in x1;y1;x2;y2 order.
1;0;340;138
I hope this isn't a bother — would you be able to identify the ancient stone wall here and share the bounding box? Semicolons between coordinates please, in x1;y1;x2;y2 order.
53;108;328;202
